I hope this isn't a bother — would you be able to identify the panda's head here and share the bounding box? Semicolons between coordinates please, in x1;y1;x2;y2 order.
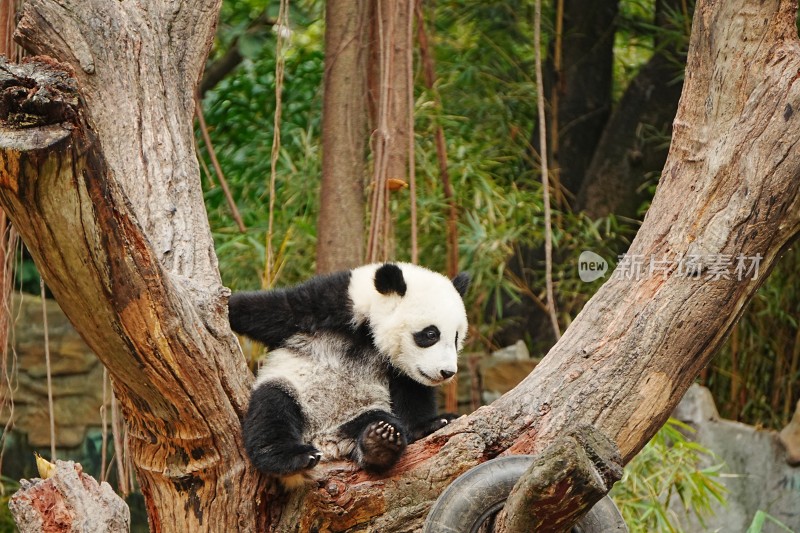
350;263;469;386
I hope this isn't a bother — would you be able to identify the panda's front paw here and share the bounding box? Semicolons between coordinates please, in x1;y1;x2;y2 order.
357;420;407;472
409;413;460;442
267;444;322;474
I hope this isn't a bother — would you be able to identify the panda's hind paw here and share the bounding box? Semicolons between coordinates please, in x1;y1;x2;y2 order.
358;420;407;472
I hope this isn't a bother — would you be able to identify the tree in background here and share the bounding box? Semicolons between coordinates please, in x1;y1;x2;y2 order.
499;0;691;348
316;0;370;273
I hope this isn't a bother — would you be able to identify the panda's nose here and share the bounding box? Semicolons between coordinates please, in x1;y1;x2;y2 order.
440;369;456;379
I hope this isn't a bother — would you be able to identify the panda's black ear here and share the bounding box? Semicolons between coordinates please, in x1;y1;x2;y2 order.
374;263;407;296
452;272;470;298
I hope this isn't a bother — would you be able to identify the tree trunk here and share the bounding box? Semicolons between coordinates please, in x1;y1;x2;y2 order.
548;0;618;199
4;1;267;530
316;0;371;273
2;0;799;531
500;0;618;347
366;0;413;264
576;0;688;218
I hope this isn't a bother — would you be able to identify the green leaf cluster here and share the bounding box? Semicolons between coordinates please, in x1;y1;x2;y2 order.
611;418;728;533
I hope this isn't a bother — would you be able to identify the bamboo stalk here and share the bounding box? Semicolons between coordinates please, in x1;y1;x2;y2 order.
40;279;56;460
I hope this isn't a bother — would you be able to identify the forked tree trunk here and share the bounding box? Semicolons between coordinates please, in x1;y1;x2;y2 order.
1;0;799;532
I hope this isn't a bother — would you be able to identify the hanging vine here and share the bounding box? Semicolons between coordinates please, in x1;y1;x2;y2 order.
265;0;290;288
535;0;562;340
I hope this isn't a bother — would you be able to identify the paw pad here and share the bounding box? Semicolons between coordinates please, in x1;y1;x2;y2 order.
359;420;407;472
370;420;402;444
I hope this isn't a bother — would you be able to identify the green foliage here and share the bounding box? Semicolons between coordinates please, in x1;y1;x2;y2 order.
199;16;324;290
0;477;19;533
200;0;643;352
703;246;800;429
746;510;796;533
611;418;728;533
202;0;797;425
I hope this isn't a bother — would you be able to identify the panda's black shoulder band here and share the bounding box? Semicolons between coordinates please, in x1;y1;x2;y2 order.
374;263;407;296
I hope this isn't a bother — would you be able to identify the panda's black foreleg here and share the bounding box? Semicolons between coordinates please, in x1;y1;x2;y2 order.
408;413;460;442
389;371;461;442
242;383;321;475
339;410;408;473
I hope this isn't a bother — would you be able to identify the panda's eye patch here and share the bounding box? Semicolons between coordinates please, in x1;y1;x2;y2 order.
413;326;440;348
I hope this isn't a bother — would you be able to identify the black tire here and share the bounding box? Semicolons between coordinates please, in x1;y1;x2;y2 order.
422;456;627;533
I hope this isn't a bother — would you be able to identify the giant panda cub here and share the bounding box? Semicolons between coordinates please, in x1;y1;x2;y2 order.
228;262;469;485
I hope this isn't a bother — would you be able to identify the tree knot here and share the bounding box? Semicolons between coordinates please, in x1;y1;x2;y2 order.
0;56;79;128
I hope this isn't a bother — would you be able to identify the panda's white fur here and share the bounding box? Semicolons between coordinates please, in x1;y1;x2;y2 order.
253;333;391;461
229;262;469;482
349;263;468;386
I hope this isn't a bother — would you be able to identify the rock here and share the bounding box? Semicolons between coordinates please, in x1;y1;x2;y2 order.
480;358;538;405
491;340;530;361
668;386;800;532
778;399;800;466
3;294;108;449
672;383;720;425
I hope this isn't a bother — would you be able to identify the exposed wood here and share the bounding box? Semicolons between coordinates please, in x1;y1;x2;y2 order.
493;427;622;533
9;460;130;533
3;0;267;526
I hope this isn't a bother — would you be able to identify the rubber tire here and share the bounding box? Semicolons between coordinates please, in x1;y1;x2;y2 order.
422;456;627;533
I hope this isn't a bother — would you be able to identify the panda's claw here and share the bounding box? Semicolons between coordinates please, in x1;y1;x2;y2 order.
307;452;321;469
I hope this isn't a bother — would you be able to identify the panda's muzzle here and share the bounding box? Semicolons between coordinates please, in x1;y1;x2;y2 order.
418;367;456;384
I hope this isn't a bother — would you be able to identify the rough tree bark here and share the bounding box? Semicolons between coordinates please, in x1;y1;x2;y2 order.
1;0;799;532
2;1;266;530
316;0;371;273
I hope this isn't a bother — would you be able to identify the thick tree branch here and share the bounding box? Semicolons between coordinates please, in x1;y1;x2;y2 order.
3;0;268;529
15;0;220;283
493;427;621;533
0;56;263;531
